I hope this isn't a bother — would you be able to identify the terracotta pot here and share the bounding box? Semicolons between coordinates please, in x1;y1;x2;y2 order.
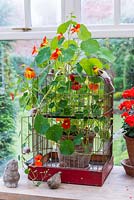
121;158;134;177
124;134;134;166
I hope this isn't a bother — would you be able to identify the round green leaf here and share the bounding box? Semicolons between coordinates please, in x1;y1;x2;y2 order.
58;100;67;108
62;47;75;62
81;39;100;54
88;58;103;68
60;140;75;155
63;40;78;49
57;20;71;34
78;24;91;41
46;124;63;142
49;102;55;108
34;114;50;135
35;47;51;65
79;58;93;76
98;47;116;62
73;133;83;145
51;37;58;49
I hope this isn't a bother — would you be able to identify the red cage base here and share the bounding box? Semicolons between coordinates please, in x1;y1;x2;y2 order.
28;157;113;186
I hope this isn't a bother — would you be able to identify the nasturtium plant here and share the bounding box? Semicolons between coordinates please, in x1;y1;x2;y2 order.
15;15;115;155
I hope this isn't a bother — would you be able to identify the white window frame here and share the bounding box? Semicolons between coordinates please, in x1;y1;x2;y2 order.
0;0;133;40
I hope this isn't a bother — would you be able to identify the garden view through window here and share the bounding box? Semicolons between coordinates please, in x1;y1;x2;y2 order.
0;38;134;176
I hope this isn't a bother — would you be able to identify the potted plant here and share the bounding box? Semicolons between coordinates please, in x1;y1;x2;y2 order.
16;15;114;168
119;87;134;165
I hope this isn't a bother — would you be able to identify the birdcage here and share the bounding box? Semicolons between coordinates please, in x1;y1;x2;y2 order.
21;74;114;186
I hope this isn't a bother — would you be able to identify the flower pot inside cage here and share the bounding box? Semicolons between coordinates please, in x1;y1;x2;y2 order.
58;151;91;168
58;132;96;168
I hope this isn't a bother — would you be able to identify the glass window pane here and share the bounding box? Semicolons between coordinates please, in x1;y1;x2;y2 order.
0;0;24;27
81;0;114;25
0;39;38;176
121;0;134;23
31;0;61;27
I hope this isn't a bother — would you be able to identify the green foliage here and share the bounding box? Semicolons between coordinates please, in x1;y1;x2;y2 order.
0;95;16;163
114;92;123;100
35;47;51;65
81;39;100;54
60;140;75;155
34;114;50;135
109;38;134;91
77;24;91;41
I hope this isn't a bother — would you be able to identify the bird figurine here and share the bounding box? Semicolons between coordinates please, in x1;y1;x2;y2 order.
3;159;20;188
47;172;62;189
93;66;115;92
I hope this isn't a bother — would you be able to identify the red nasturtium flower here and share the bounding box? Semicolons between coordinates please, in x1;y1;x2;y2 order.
57;33;64;41
34;154;43;167
40;36;48;47
50;48;62;60
125;116;134;127
88;83;99;91
32;45;38;55
24;67;36;79
71;24;81;33
61;118;71;129
71;81;82;90
69;74;75;82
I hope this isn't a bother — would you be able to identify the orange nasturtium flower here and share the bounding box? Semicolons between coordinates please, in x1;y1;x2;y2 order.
40;36;48;47
61;118;71;129
34;154;43;167
56;118;64;122
24;67;36;79
32;45;38;55
57;33;64;41
88;83;99;91
50;48;62;60
10;93;14;101
71;24;81;33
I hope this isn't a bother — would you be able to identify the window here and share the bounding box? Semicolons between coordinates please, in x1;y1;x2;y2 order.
81;0;114;25
0;0;25;27
0;0;133;39
31;0;61;27
121;0;134;23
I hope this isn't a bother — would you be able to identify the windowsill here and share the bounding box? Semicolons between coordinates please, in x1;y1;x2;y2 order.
0;166;133;200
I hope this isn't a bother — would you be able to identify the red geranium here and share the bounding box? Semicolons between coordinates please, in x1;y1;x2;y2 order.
125;116;134;127
122;87;134;98
121;112;129;118
119;87;134;136
118;100;134;111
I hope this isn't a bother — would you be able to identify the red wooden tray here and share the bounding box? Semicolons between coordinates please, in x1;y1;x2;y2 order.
28;157;113;186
